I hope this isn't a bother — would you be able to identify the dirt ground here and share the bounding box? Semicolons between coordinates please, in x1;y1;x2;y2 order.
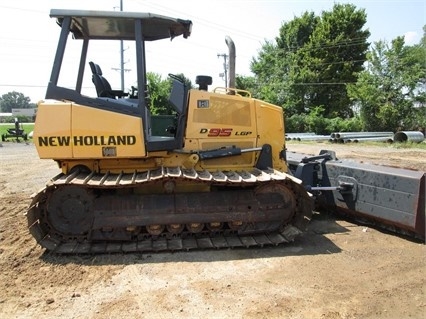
0;141;424;319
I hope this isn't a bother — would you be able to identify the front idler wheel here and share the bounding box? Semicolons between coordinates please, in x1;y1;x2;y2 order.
47;186;94;237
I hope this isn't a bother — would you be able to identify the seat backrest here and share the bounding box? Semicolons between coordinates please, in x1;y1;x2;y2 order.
89;61;114;98
169;79;186;113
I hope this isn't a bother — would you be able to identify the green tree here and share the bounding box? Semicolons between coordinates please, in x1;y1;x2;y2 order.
406;26;426;110
276;11;320;115
146;73;193;115
147;72;172;115
0;91;31;112
235;75;256;93
251;4;370;118
250;40;285;104
305;4;370;117
347;35;426;131
177;73;193;90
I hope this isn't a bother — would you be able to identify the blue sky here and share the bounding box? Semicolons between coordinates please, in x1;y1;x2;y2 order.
1;0;425;102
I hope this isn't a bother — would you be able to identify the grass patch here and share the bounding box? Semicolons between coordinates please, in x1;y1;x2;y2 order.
286;139;426;149
391;141;426;150
0;123;34;137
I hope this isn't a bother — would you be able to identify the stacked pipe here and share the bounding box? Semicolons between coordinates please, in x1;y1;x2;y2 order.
286;131;425;143
285;133;328;141
330;132;394;143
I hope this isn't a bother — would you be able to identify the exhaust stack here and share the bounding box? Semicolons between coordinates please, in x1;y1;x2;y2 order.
225;36;236;90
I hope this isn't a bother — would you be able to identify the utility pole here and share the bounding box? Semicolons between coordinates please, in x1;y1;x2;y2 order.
113;1;126;90
119;0;125;91
217;53;228;88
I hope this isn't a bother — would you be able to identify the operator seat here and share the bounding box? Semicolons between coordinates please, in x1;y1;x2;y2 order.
89;61;128;99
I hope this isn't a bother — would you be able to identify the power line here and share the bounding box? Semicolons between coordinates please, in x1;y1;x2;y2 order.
297;58;368;67
0;5;46;14
271;37;371;53
0;84;94;90
134;0;268;42
0;84;47;88
291;82;357;86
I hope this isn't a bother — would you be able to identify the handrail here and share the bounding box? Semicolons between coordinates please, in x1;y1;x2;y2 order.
213;87;252;97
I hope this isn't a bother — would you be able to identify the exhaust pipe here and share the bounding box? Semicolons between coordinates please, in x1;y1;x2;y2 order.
225;36;236;90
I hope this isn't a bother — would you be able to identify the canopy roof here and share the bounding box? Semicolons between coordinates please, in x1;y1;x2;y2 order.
50;9;192;41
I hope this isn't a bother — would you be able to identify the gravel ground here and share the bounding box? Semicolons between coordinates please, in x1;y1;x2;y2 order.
0;141;424;319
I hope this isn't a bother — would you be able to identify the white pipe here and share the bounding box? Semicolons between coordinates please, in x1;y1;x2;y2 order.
334;132;393;139
351;136;394;143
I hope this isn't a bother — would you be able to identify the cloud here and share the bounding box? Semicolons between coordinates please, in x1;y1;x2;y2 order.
404;31;419;45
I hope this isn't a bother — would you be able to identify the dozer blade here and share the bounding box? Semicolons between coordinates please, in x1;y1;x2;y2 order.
288;151;425;238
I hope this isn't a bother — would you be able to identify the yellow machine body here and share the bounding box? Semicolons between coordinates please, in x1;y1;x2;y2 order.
27;9;313;254
34;89;287;174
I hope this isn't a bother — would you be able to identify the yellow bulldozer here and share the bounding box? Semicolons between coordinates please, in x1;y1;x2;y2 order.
27;9;424;253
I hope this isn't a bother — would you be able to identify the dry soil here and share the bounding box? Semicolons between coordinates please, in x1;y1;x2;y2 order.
0;141;425;319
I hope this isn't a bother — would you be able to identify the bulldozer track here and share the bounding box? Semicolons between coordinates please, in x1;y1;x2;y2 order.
26;167;313;254
28;226;303;254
